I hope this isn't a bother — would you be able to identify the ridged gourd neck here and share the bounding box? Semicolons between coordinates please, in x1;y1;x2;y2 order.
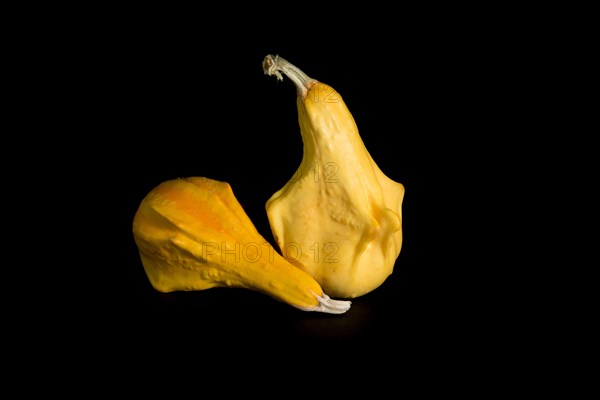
262;54;366;165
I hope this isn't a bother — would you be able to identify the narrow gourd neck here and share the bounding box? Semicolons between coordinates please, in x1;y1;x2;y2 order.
263;54;367;169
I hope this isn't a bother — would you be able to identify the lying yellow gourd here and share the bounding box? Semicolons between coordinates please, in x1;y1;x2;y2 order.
263;55;405;299
132;177;351;314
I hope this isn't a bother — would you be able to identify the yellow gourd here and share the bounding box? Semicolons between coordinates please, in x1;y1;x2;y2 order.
263;55;405;299
132;176;351;314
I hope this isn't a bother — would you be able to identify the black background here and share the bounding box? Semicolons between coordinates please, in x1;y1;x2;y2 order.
100;40;483;339
40;11;537;368
6;5;577;392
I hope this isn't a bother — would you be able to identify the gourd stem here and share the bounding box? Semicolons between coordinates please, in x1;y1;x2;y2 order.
295;293;351;314
263;54;315;99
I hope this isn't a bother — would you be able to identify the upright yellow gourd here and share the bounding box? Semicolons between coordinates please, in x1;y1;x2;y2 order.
263;55;405;299
133;177;351;314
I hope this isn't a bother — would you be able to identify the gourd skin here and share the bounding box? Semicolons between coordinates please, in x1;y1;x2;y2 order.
133;177;350;314
264;55;405;299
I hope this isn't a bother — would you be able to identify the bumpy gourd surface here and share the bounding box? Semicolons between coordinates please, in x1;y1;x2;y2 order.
264;55;405;298
133;177;351;314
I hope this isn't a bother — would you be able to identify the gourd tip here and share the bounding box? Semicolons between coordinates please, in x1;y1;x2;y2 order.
263;54;283;81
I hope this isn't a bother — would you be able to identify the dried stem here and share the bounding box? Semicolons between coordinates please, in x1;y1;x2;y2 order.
262;54;317;99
